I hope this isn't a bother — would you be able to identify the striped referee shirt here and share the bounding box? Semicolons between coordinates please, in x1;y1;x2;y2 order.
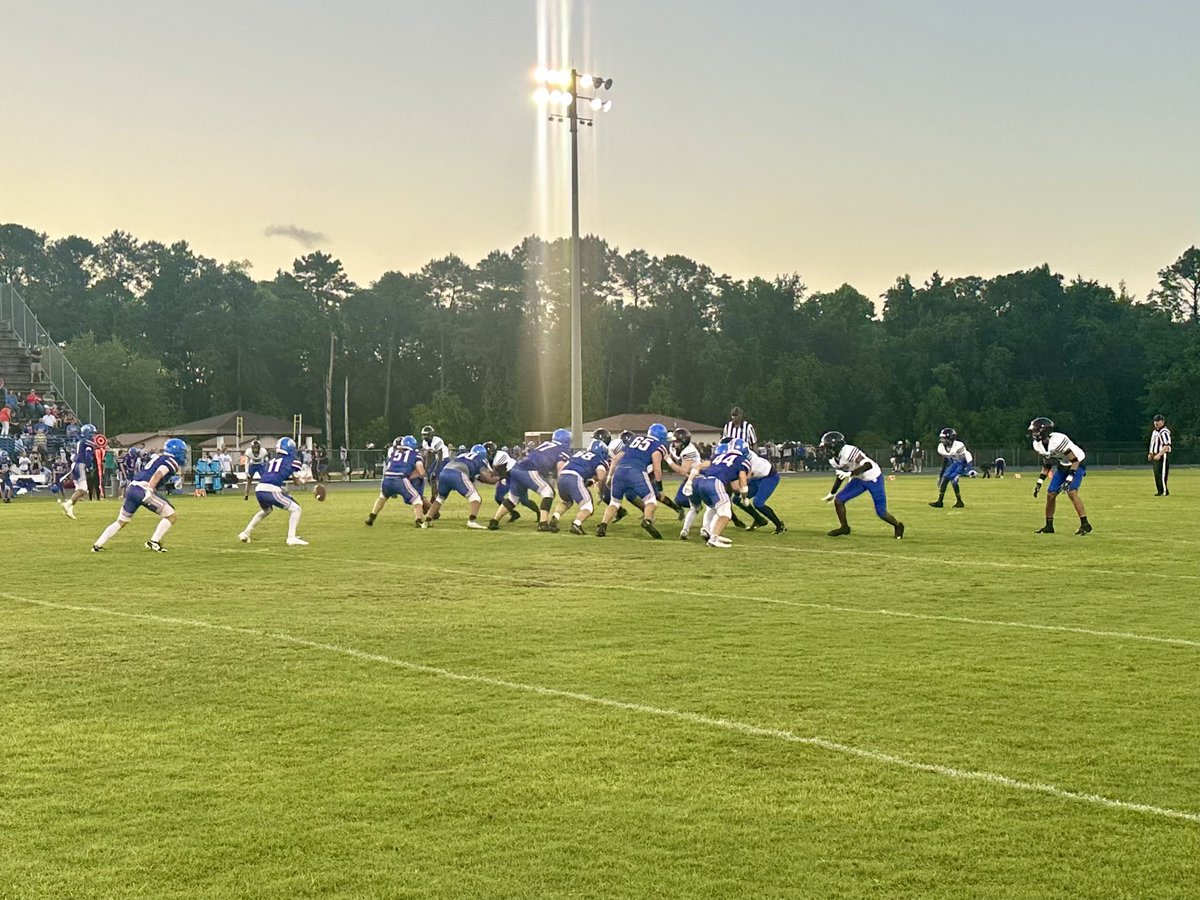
1150;426;1172;456
722;420;757;445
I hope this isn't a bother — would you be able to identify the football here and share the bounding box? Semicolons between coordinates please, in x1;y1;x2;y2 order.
314;484;327;501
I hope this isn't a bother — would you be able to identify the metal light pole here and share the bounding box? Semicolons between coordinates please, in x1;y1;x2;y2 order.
534;66;614;447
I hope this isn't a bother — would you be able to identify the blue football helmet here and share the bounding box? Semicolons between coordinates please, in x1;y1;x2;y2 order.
552;427;572;445
400;435;418;450
730;437;749;455
276;437;296;455
470;443;487;456
80;423;97;437
714;442;730;456
647;423;669;443
164;438;187;464
588;439;610;460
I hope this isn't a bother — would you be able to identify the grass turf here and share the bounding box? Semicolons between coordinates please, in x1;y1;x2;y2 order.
1;470;1197;898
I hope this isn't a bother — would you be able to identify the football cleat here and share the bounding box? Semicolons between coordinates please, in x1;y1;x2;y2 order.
1035;525;1054;534
731;517;746;530
536;522;551;533
144;541;166;553
595;522;607;538
773;525;788;535
928;500;943;508
894;522;905;540
953;499;965;508
487;519;500;531
91;545;104;553
706;539;730;549
238;531;251;543
679;531;689;541
467;520;487;530
548;518;560;533
614;507;628;522
508;510;521;523
1075;523;1093;536
570;522;586;536
700;530;710;541
827;525;852;537
285;536;309;546
62;500;76;520
641;518;662;539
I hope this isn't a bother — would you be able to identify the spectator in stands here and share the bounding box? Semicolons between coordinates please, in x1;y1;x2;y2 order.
30;347;45;383
25;390;43;419
40;409;57;430
0;403;10;437
64;416;80;440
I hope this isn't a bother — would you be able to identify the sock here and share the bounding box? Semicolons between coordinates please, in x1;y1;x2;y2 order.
1046;516;1054;529
702;507;717;533
951;483;961;499
247;510;268;533
573;517;583;528
1080;516;1089;526
759;505;784;528
288;507;302;538
151;519;172;543
682;507;698;534
94;521;121;548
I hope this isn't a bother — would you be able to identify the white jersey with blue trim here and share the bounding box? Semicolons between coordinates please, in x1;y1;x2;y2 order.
833;444;881;482
1033;432;1085;466
746;450;773;479
937;440;973;464
422;436;451;461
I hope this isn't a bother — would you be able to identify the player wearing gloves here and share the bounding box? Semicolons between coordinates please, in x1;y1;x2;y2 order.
929;427;974;509
1028;417;1092;535
820;431;905;539
681;442;751;548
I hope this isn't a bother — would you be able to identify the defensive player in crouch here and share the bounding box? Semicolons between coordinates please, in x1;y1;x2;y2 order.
91;438;188;553
1028;417;1092;535
239;437;311;545
683;442;751;549
929;427;974;508
820;431;905;539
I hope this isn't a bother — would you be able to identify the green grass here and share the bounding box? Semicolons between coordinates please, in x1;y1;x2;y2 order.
2;470;1198;899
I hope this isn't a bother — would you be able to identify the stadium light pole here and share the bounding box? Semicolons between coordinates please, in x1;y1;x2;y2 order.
533;66;614;446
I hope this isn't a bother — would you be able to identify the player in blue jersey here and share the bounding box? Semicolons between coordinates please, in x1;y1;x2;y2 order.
59;423;97;519
0;450;13;503
422;444;498;529
365;435;427;528
549;439;611;534
821;431;905;539
117;446;142;498
238;437;312;545
490;443;541;523
682;443;751;548
487;428;571;531
595;423;669;539
91;439;187;553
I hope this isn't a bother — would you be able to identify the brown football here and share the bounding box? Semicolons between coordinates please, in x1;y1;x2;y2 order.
314;484;327;501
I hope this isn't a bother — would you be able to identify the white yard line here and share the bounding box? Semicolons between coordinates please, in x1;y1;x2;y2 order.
293;555;1200;651
4;592;1198;826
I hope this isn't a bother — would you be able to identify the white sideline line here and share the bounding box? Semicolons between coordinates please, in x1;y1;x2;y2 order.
301;555;1200;651
4;592;1199;826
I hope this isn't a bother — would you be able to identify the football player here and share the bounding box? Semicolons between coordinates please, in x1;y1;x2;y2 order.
487;428;571;531
739;439;786;533
242;439;270;500
490;443;540;523
1028;417;1092;535
91;439;187;553
365;435;427;528
0;450;13;503
596;423;668;539
420;424;451;494
820;431;905;539
682;441;751;548
58;423;97;519
238;437;312;545
550;439;611;534
423;443;497;529
929;427;974;509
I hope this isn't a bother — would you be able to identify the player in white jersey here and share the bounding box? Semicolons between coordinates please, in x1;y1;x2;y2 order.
420;424;451;492
929;427;975;509
242;439;270;500
1028;417;1092;535
819;431;905;539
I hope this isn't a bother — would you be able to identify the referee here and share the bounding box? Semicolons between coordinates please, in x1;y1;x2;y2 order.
1149;414;1171;496
722;407;757;447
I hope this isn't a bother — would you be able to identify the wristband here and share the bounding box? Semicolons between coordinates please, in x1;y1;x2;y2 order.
1036;477;1045;487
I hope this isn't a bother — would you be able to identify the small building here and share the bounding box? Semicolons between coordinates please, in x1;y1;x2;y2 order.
583;413;723;447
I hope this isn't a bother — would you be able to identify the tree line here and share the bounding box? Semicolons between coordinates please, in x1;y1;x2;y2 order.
0;223;1197;448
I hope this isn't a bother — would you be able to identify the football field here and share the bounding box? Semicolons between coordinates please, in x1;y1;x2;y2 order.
2;470;1197;898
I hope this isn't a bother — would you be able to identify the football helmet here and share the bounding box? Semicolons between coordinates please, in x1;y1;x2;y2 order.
552;427;572;445
1027;417;1054;442
421;425;435;439
619;430;634;445
276;437;296;455
588;439;610;460
647;423;669;443
164;438;187;464
250;439;261;450
939;427;957;445
483;441;497;458
401;435;419;450
714;442;730;456
470;443;487;456
592;428;611;444
673;427;691;446
820;431;846;454
730;437;749;455
80;423;97;437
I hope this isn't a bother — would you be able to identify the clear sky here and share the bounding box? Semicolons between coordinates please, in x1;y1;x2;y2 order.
5;1;1197;300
